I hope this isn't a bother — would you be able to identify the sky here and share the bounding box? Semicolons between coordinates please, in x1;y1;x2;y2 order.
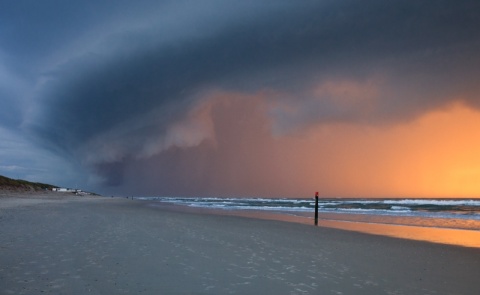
1;0;480;198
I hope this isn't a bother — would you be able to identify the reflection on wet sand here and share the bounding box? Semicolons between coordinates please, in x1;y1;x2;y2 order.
212;208;480;248
317;219;480;248
213;210;480;248
150;202;480;248
238;211;480;248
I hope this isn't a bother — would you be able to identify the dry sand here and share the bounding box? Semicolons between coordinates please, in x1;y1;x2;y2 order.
1;193;479;295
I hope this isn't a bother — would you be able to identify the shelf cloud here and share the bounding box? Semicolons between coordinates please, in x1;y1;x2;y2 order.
2;0;480;197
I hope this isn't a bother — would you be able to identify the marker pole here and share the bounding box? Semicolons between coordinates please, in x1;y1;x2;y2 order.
314;192;319;226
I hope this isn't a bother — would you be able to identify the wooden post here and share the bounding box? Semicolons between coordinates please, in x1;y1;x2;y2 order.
314;191;319;226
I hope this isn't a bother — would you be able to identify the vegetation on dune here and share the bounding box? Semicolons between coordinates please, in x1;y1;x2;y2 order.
0;175;58;191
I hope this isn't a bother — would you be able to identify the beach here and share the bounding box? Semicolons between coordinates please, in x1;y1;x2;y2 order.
1;193;479;294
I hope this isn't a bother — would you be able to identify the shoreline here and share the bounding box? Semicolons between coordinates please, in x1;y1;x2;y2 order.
1;194;480;294
144;199;480;249
3;192;480;248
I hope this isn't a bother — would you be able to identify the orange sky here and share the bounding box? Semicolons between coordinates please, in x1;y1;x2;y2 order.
154;92;480;199
276;102;480;198
4;1;480;197
110;92;480;199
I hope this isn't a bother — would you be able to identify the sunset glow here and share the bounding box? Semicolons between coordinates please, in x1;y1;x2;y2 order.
268;102;480;198
1;1;480;198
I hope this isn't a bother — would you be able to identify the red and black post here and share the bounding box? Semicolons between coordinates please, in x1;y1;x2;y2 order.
314;191;319;226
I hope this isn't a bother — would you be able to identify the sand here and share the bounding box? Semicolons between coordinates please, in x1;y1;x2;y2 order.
1;193;479;295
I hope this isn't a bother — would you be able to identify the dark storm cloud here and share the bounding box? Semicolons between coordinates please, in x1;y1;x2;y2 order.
2;0;480;192
31;0;480;139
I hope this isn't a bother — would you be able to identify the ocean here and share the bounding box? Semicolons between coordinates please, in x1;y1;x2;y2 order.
139;197;480;247
138;197;480;229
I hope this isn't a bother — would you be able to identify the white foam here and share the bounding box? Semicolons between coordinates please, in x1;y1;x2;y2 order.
383;199;480;206
142;196;480;220
390;206;411;212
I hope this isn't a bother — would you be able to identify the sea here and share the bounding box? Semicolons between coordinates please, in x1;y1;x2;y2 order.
138;197;480;248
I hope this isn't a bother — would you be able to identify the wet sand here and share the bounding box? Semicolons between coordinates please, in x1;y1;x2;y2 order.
1;194;479;294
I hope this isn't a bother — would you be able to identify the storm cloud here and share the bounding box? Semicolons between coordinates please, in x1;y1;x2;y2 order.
2;0;480;196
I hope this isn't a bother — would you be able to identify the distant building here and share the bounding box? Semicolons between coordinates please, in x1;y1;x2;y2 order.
52;187;76;192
